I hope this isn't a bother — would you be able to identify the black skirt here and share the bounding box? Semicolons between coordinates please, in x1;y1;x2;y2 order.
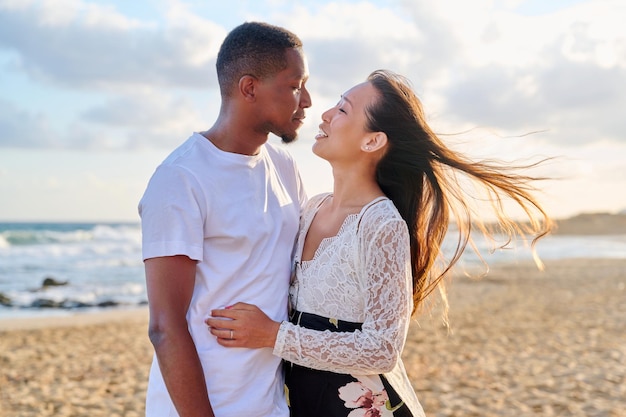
285;310;413;417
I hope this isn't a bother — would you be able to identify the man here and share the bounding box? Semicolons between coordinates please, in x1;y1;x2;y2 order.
139;22;311;417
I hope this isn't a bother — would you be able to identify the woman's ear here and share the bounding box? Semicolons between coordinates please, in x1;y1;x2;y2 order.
362;132;388;152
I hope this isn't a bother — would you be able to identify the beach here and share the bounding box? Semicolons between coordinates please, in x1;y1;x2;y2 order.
1;258;625;416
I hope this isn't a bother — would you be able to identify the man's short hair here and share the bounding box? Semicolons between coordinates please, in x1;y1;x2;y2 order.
216;22;303;97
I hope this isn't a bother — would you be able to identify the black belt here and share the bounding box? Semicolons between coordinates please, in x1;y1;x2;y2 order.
289;310;362;333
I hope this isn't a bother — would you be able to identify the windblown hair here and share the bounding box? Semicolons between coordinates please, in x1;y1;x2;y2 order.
365;70;553;316
216;22;303;97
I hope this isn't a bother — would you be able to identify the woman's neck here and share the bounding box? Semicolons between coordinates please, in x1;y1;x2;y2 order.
330;165;384;210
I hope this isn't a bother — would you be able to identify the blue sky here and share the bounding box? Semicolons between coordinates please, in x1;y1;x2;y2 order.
0;0;624;221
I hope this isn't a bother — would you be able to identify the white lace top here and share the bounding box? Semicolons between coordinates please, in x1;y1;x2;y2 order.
274;193;426;417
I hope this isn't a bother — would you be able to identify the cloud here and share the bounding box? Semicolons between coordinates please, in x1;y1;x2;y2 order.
73;90;209;149
82;92;199;128
0;0;225;90
259;2;436;114
0;0;624;153
0;99;58;147
441;32;626;145
0;90;207;149
395;0;626;146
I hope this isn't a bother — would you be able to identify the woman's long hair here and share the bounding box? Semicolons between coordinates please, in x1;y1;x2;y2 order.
366;70;552;315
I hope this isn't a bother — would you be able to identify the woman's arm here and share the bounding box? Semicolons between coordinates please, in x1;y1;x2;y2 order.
274;218;413;374
207;218;413;375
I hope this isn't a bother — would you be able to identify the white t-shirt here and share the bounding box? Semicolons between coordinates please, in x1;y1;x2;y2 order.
139;132;306;417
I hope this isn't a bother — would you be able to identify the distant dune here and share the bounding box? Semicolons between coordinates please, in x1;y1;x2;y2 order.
552;212;626;235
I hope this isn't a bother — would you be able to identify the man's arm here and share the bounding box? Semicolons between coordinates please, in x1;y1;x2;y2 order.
145;255;215;417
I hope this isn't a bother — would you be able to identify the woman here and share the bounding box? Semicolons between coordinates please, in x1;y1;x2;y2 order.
206;70;552;417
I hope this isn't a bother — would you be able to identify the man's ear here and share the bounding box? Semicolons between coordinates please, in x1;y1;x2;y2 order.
238;75;258;101
362;132;388;152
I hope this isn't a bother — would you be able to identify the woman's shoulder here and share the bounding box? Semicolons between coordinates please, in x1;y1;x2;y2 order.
357;197;405;232
305;192;332;209
362;197;402;219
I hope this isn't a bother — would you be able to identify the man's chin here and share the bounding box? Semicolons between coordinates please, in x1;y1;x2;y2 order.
280;133;298;144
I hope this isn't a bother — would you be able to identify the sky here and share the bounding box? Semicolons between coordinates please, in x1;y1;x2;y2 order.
0;0;624;222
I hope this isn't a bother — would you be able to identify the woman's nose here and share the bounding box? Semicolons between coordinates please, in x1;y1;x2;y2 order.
321;108;333;122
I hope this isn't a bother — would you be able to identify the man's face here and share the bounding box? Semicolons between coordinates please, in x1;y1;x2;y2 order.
255;48;312;143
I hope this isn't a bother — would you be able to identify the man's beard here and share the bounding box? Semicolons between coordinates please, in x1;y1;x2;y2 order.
280;133;298;144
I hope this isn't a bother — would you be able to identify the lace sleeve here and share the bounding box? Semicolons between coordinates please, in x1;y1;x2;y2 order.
273;216;413;374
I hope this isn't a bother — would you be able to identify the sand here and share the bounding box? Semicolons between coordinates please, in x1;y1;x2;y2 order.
405;258;626;417
1;258;625;417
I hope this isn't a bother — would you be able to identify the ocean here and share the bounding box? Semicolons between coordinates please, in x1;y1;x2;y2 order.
1;222;625;319
0;222;144;319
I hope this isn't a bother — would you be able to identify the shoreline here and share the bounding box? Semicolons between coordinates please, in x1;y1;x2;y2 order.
0;305;148;330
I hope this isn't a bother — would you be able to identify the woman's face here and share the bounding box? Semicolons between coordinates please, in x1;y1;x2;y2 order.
312;81;378;163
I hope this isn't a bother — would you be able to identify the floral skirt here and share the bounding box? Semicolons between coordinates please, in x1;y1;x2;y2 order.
285;311;413;417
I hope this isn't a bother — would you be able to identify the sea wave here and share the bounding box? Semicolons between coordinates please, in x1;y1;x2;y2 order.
0;223;140;247
0;222;145;316
0;222;625;318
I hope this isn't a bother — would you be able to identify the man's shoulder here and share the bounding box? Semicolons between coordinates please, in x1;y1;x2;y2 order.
263;141;296;163
164;132;202;157
157;133;211;169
